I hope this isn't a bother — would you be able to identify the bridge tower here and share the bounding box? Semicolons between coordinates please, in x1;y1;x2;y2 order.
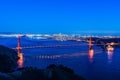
17;36;21;57
88;36;94;63
17;35;23;68
89;36;92;50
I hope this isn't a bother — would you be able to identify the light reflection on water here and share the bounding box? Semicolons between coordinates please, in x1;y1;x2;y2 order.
107;50;114;63
1;37;120;80
106;45;114;63
23;49;103;62
17;47;117;80
17;52;24;68
17;47;113;69
88;49;94;63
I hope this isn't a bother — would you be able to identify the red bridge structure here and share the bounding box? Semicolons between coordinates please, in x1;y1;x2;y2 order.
14;35;115;66
17;36;23;68
16;36;95;53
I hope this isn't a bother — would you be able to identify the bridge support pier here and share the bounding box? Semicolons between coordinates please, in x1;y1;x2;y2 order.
88;36;94;63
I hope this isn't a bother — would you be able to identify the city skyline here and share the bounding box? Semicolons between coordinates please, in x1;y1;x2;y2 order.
0;0;120;33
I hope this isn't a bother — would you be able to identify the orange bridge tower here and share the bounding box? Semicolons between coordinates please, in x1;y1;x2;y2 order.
17;36;22;57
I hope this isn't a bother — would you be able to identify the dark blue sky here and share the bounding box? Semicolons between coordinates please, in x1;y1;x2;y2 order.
0;0;120;34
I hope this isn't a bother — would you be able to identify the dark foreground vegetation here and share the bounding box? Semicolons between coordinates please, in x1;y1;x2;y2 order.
0;45;85;80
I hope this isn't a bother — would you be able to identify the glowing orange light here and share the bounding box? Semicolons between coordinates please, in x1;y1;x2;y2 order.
111;42;115;46
17;36;23;68
17;52;24;68
89;36;92;50
88;49;94;63
106;45;114;63
107;50;113;63
107;45;114;51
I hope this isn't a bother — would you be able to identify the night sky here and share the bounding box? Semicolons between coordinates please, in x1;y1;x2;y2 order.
0;0;120;34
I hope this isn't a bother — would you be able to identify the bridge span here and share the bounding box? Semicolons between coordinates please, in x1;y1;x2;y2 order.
13;36;117;67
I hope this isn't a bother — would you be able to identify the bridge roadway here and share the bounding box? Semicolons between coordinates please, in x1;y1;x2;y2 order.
12;43;120;50
13;36;120;50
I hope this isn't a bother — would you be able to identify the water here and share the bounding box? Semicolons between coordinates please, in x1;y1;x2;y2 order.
0;37;120;80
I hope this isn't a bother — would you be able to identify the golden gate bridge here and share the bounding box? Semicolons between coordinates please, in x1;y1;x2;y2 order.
13;36;117;50
14;36;115;67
